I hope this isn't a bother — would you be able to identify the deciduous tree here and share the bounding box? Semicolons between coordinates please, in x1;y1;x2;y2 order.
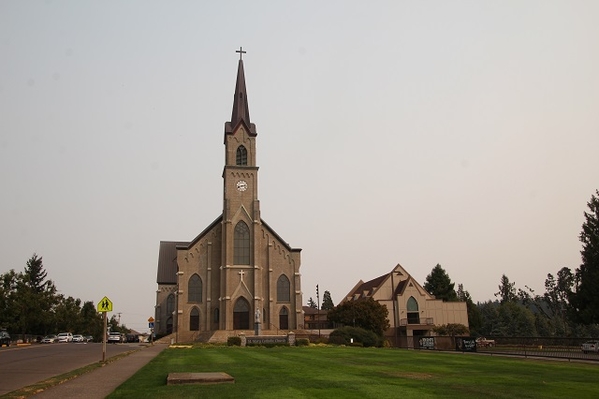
328;297;389;336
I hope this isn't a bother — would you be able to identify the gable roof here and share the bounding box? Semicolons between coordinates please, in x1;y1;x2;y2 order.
343;263;433;302
156;241;189;284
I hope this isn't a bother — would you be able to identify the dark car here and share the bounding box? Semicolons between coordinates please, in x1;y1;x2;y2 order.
126;334;137;343
0;331;10;347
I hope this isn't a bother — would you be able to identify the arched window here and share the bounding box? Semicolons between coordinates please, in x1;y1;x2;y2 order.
236;145;248;165
234;221;250;265
166;294;175;315
279;306;289;330
233;297;250;329
188;274;202;303
214;308;219;323
190;307;200;331
277;275;290;302
406;296;420;324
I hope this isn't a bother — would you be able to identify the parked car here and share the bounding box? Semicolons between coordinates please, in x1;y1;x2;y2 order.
0;331;10;347
57;332;73;343
41;334;57;344
581;341;599;354
84;335;94;342
476;337;495;348
72;334;84;342
108;331;122;343
126;334;138;343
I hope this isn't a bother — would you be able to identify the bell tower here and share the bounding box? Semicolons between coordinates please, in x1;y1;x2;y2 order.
221;48;261;330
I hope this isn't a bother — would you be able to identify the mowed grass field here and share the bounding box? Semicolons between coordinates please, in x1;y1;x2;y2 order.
108;345;599;399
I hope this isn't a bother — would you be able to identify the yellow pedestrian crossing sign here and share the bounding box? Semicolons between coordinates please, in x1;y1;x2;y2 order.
97;296;113;312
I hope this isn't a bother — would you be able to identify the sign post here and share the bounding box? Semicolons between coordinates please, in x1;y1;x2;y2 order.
148;317;155;345
97;296;113;362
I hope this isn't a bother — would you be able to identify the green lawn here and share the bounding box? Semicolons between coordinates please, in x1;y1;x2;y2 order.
108;345;599;399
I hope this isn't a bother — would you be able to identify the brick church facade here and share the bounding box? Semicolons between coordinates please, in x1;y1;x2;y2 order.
155;53;302;342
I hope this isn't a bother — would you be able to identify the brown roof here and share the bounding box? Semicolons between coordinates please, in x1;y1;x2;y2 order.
347;273;388;300
225;58;256;139
156;241;188;285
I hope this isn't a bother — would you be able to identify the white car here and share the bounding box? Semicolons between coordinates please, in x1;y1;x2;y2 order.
72;334;84;342
581;341;599;354
108;331;122;343
57;332;73;343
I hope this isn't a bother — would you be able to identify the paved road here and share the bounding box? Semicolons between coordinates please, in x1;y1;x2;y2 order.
0;342;141;396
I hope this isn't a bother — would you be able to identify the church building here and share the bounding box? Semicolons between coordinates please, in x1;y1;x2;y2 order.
343;263;469;347
155;52;303;342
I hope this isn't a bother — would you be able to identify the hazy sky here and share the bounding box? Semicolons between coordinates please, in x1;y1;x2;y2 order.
1;1;598;333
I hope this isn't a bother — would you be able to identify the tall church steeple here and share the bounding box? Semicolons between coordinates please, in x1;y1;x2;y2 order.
231;58;250;128
225;48;256;138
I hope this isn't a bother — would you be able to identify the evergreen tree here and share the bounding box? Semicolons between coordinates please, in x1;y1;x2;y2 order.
571;190;599;324
321;290;334;310
457;284;482;334
423;264;457;301
307;297;317;309
494;274;517;304
544;267;574;335
477;301;500;336
15;254;57;335
497;301;537;337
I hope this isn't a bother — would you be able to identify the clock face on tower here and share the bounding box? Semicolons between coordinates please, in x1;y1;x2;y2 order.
236;180;248;192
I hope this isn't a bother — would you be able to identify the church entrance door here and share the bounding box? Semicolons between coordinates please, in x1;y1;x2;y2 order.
279;307;289;330
233;297;250;329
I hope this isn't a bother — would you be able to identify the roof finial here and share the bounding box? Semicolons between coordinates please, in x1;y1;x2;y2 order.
236;47;246;60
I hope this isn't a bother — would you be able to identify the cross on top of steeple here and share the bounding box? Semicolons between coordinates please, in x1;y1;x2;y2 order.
236;47;246;60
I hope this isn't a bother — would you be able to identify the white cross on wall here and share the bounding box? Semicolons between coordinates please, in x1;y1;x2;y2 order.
238;270;245;281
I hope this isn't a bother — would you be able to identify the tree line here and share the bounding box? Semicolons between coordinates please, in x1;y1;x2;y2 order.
424;189;599;338
0;254;128;340
310;189;599;339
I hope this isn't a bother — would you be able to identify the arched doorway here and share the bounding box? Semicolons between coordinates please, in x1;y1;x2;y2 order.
233;297;250;329
279;307;289;330
190;307;200;331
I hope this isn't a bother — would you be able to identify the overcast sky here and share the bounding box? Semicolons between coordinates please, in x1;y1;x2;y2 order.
1;1;598;332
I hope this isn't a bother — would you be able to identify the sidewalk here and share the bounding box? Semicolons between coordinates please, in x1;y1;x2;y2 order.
32;342;168;399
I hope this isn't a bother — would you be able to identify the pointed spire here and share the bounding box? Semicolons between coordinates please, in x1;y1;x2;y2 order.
230;58;251;129
224;48;256;140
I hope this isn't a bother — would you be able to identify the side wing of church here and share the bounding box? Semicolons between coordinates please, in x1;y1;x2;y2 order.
155;54;302;342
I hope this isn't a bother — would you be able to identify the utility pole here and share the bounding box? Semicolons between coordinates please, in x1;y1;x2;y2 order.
316;285;320;338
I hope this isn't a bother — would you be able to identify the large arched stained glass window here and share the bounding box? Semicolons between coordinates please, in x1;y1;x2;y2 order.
236;146;248;165
277;275;290;302
406;296;420;324
166;294;175;315
234;221;250;265
188;274;202;303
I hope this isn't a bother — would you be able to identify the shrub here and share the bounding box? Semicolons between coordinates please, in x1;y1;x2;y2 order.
328;326;381;347
227;336;241;346
296;338;310;346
